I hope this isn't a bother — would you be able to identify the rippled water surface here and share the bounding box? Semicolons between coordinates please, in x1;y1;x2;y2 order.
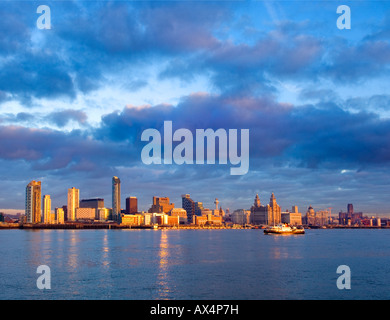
1;228;390;299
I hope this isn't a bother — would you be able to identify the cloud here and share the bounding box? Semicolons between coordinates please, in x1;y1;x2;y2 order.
46;109;88;128
0;125;137;172
93;92;390;171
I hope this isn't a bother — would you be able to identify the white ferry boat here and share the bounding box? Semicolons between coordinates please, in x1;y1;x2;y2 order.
264;223;305;235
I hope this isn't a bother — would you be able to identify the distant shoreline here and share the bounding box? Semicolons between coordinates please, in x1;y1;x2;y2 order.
1;223;390;230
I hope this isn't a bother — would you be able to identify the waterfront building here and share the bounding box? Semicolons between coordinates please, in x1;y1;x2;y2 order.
169;208;187;224
151;213;169;225
304;206;329;226
167;215;180;226
201;208;213;215
281;206;302;226
339;204;363;225
25;180;42;224
50;212;56;224
112;176;121;221
250;193;281;226
122;214;143;226
182;194;196;223
142;213;152;226
80;198;104;212
193;214;223;225
352;212;363;224
315;210;329;226
98;208;111;221
305;206;316;225
0;212;4;222
231;209;251;225
62;205;67;221
55;208;65;224
43;195;51;224
126;197;138;214
149;196;174;214
75;207;96;220
67;187;80;221
195;202;204;216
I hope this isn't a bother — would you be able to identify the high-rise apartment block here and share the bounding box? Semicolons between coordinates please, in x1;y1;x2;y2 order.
26;180;42;224
43;194;51;224
67;187;80;221
112;176;121;221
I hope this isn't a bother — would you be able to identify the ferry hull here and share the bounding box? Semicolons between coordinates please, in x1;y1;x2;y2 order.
264;229;305;235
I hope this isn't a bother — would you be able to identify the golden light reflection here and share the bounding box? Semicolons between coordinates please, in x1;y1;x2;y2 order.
157;230;171;299
67;230;79;271
102;230;110;268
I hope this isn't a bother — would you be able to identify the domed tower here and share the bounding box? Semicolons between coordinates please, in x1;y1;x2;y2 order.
254;194;261;208
269;193;281;225
270;192;277;208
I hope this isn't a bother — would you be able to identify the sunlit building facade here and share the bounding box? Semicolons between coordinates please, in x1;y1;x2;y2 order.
149;196;174;213
126;197;138;214
67;187;80;221
182;194;196;223
231;209;251;225
251;193;281;226
25;180;41;224
55;207;65;224
112;176;121;221
43;194;51;224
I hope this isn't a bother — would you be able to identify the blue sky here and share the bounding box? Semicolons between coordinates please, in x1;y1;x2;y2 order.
1;1;390;216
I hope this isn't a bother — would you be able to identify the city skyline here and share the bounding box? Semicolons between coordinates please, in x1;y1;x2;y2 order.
12;176;380;220
1;2;390;215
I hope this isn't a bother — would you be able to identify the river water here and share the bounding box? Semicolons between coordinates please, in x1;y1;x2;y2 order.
1;228;389;300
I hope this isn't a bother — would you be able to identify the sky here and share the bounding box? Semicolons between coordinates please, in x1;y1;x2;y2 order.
1;0;390;216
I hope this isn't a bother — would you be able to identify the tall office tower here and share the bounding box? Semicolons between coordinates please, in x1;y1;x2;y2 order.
112;176;121;221
67;187;80;221
126;197;138;214
182;194;196;223
25;180;42;224
43;195;51;224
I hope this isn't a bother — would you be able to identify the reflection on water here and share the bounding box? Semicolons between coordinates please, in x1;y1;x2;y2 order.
68;230;79;271
2;229;390;299
157;230;171;299
102;231;110;269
